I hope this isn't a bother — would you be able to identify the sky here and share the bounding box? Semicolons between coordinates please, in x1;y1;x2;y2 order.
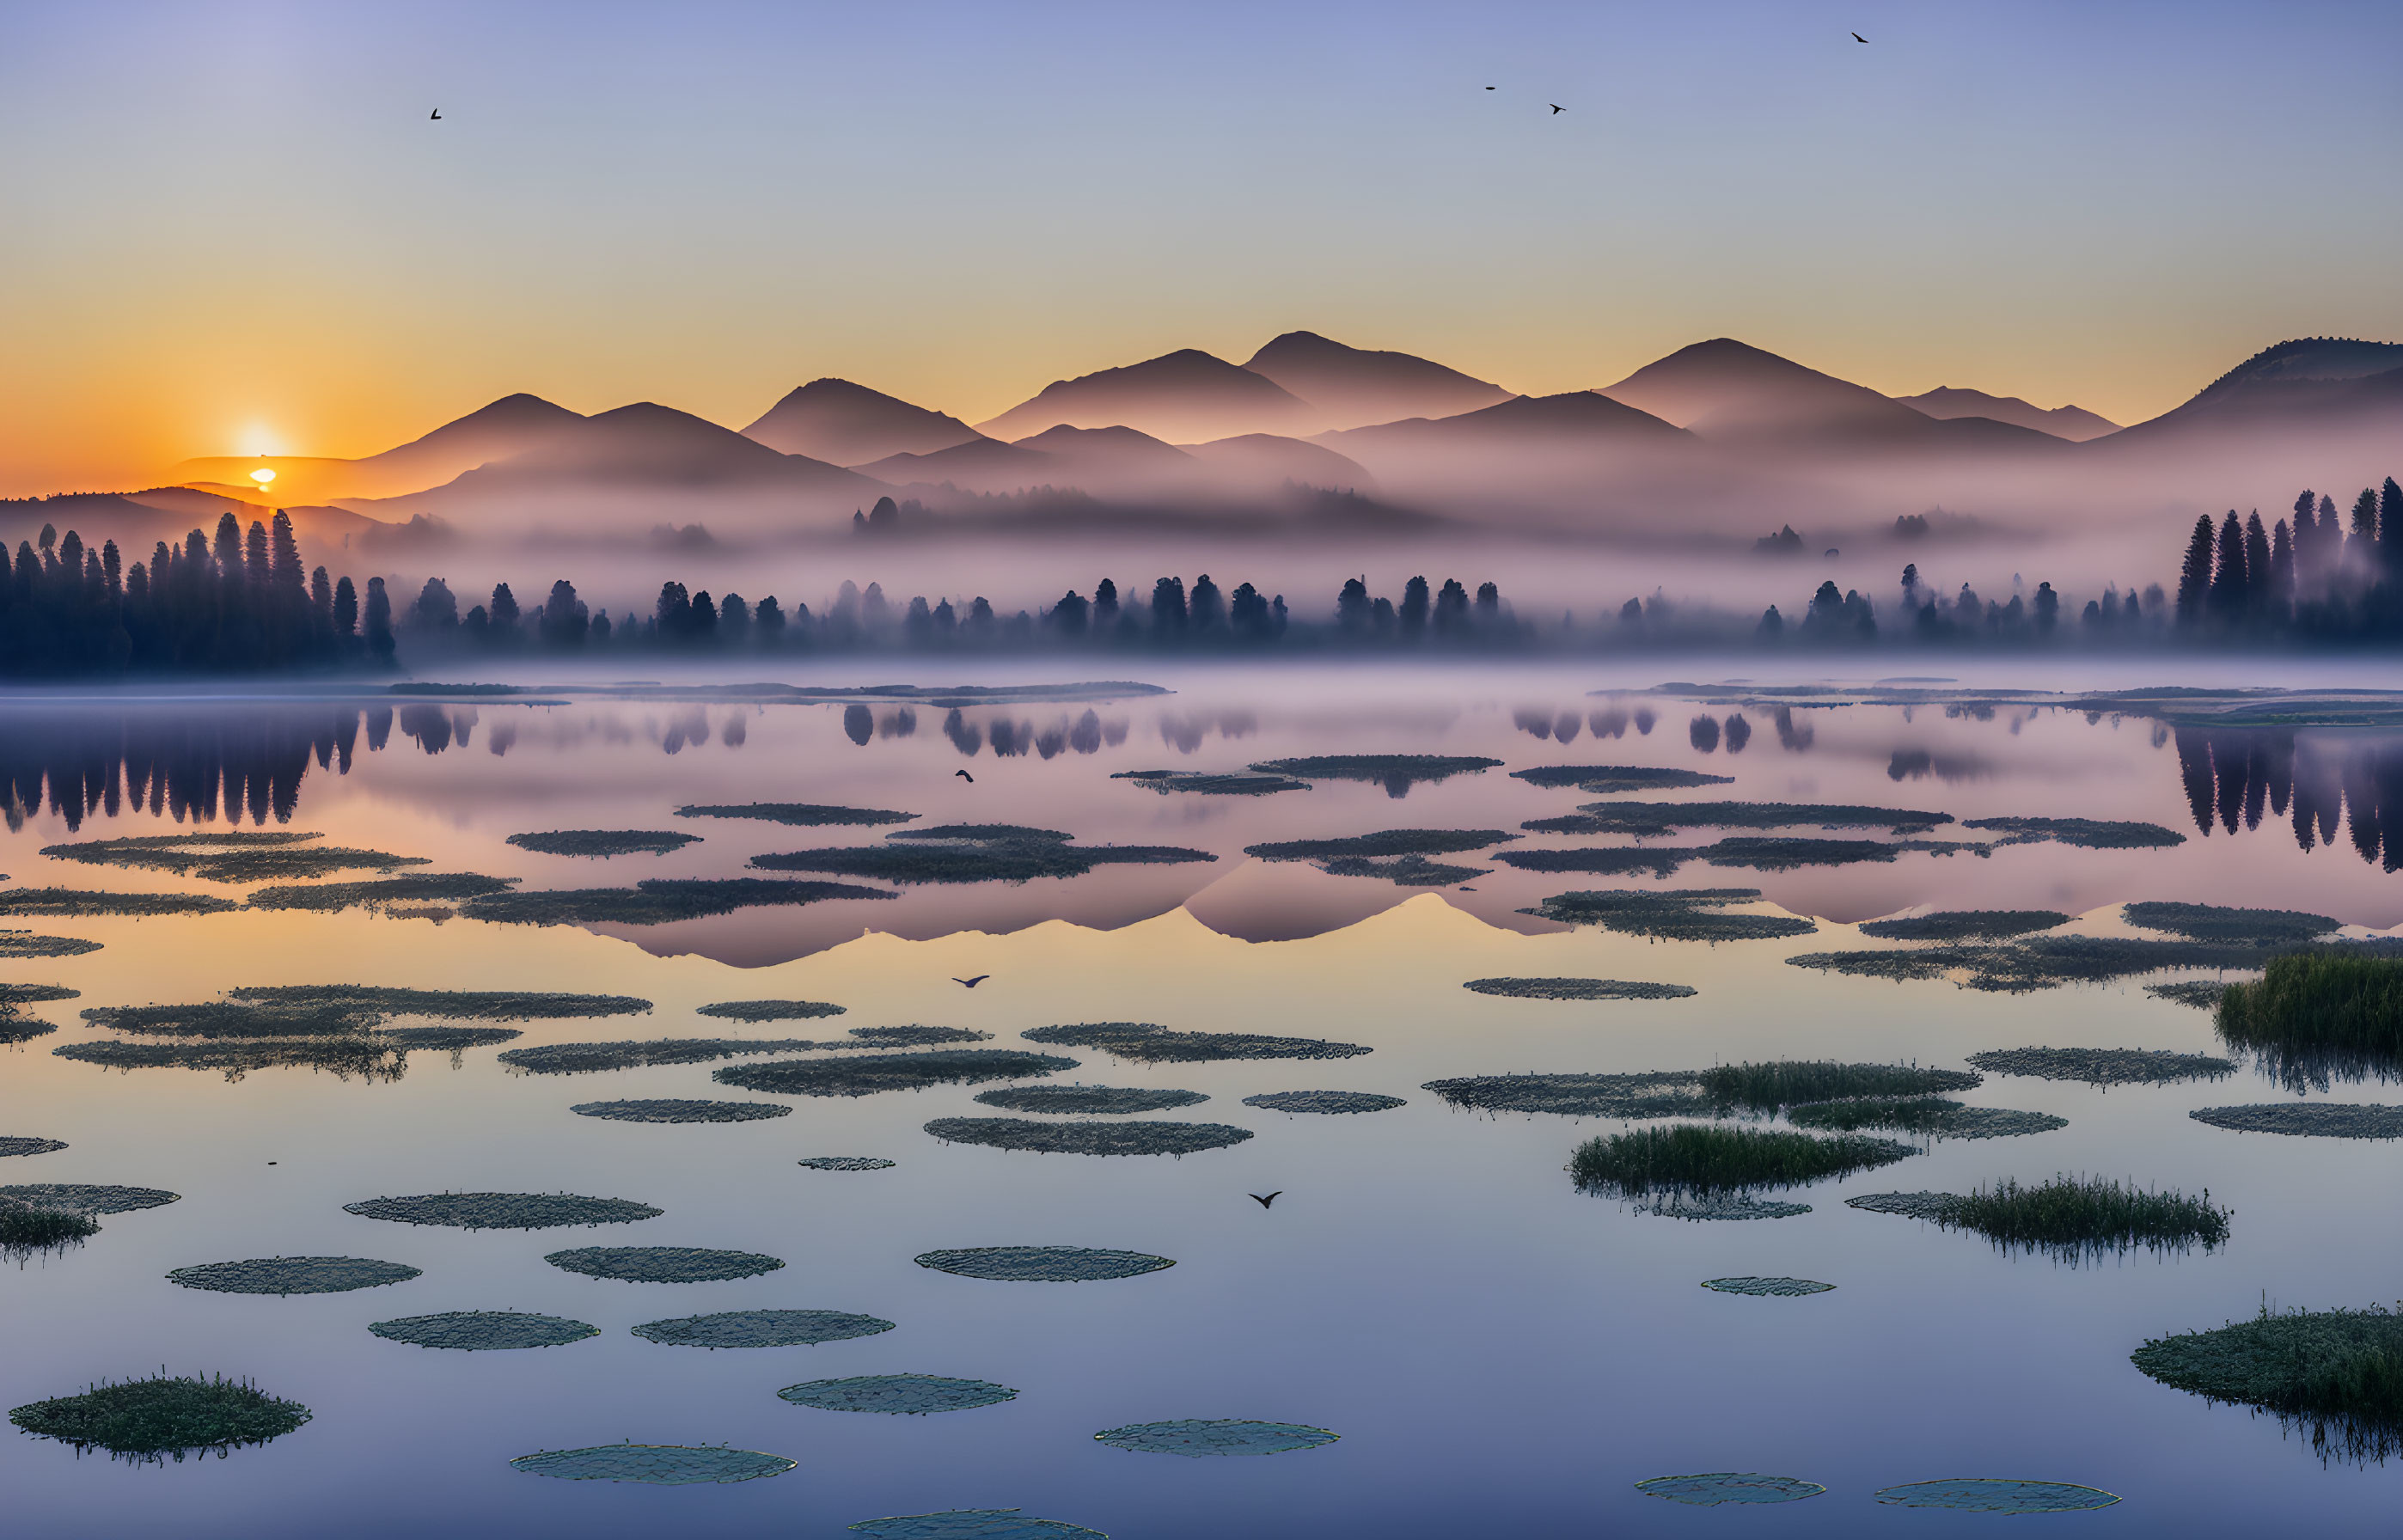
2;0;2399;495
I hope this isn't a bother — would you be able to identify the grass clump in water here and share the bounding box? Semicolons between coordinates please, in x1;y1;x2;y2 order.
1858;910;2071;941
2217;951;2403;1089
0;889;237;918
0;1204;98;1252
1464;977;1695;1000
0;1183;178;1214
696;999;845;1022
1250;755;1501;798
1961;815;2186;848
249;873;517;912
1702;1060;1980;1113
1321;853;1489;884
1423;1070;1709;1118
2190;1104;2403;1140
798;1157;894;1170
499;1037;835;1074
973;1085;1207;1114
506;830;700;857
1244;829;1513;860
1022;1022;1369;1062
1509;766;1733;793
228;985;651;1020
1114;769;1307;795
1522;889;1816;941
1243;1091;1405;1114
1903;1174;2232;1260
1787;1097;2066;1140
571;1099;789;1124
714;1048;1075;1097
42;834;429;883
2148;981;2229;1009
55;1038;413;1080
0;932;103;958
0;1136;65;1158
2131;1305;2403;1464
924;1116;1253;1156
1531;801;1951;837
1570;1123;1914;1197
1966;1046;2236;1085
462;877;895;925
9;1373;309;1461
676;802;918;827
2125;901;2340;944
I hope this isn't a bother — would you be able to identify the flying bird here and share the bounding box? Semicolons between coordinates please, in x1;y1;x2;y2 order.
431;108;441;119
1550;103;1564;113
1484;85;1495;90
1852;32;1868;43
1250;1192;1281;1209
952;975;990;989
955;769;974;783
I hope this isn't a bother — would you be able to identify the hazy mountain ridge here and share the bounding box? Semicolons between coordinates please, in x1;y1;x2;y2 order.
742;377;985;464
1900;388;2119;442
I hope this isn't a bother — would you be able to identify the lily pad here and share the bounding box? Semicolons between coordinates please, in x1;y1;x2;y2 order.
370;1311;599;1350
798;1157;895;1171
0;1137;66;1158
1463;977;1696;1000
1242;1091;1405;1115
1636;1472;1825;1505
696;999;847;1022
778;1374;1018;1415
1422;1071;1709;1118
2189;1103;2403;1139
914;1246;1173;1282
634;1309;896;1348
546;1245;783;1282
168;1256;422;1294
847;1511;1105;1539
499;1037;835;1074
676;802;918;827
0;1183;178;1215
1091;1419;1337;1457
716;1049;1076;1097
1846;1190;1966;1221
570;1099;791;1124
1023;1022;1368;1062
344;1192;661;1229
972;1085;1208;1115
1644;1195;1813;1221
511;1444;794;1483
505;830;700;858
925;1117;1253;1156
1874;1479;2119;1512
1702;1276;1833;1296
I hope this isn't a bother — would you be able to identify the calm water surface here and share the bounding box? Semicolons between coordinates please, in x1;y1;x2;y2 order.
2;664;2399;1538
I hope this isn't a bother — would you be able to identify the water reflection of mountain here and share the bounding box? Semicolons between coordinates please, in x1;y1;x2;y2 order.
2176;728;2403;867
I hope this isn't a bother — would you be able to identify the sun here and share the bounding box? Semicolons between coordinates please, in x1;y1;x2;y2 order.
249;468;278;486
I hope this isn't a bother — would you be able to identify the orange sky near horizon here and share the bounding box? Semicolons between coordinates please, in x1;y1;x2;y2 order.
3;1;2398;499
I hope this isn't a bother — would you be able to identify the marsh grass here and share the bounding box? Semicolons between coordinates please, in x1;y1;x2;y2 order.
1703;1060;1981;1112
1789;938;2278;992
973;1085;1208;1115
924;1116;1254;1155
633;1309;895;1348
2131;1305;2403;1464
1702;836;1988;871
226;986;651;1020
2148;981;2229;1009
250;874;517;911
462;877;896;924
82;1003;384;1039
0;932;103;958
1023;1022;1369;1062
1960;816;2186;848
1493;848;1697;877
1320;853;1489;884
0;984;78;1005
2125;901;2340;944
55;1037;413;1080
1112;769;1308;795
0;1204;98;1252
1529;801;1951;837
42;834;429;883
7;1373;310;1460
1423;1071;1709;1117
1508;766;1733;793
696;999;846;1022
1244;829;1513;860
2217;952;2403;1089
1858;910;2071;941
1250;755;1501;795
0;1183;178;1215
676;802;918;826
545;1246;784;1282
571;1098;791;1124
1787;1097;2066;1140
1463;977;1697;1000
1569;1123;1914;1196
1091;1419;1338;1457
1966;1046;2237;1085
511;1445;797;1484
1522;889;1816;941
0;889;237;917
498;1037;839;1074
713;1048;1076;1097
1947;1174;2230;1260
506;830;700;857
2190;1104;2403;1139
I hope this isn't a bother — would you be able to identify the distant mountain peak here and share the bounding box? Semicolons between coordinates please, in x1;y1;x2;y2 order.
1243;331;1509;431
743;377;981;464
1900;387;2119;442
2196;337;2403;399
976;348;1316;443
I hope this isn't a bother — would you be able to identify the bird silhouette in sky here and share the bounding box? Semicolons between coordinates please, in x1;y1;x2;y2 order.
1250;1192;1281;1209
953;975;991;989
955;769;974;783
431;108;441;119
1485;85;1495;90
1550;103;1564;113
1852;33;1868;43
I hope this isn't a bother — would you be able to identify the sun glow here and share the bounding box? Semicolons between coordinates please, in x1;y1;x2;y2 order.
249;467;277;486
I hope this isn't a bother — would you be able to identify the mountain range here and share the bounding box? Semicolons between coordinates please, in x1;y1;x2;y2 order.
98;330;2403;551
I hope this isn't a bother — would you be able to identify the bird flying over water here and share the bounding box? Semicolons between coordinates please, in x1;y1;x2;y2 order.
955;769;974;783
1250;1192;1281;1209
1852;32;1868;43
1550;103;1564;113
953;975;990;989
431;108;441;119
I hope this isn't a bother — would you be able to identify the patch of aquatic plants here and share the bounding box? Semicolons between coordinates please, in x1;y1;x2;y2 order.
2190;1103;2403;1139
511;1445;796;1484
1636;1473;1825;1505
2131;1304;2403;1464
1022;1021;1370;1062
0;888;237;917
1875;1480;2119;1512
1521;889;1817;941
926;1116;1254;1155
914;1245;1174;1282
344;1192;661;1229
1788;937;2280;992
8;1373;309;1461
0;1183;178;1215
973;1085;1207;1114
1702;1060;1980;1113
1244;828;1513;860
780;1375;1018;1415
1646;1194;1813;1220
847;1510;1104;1539
1845;1190;1964;1220
716;1048;1075;1097
506;830;701;857
1705;836;1989;870
43;834;430;883
1243;1091;1405;1114
0;1017;58;1046
2125;900;2340;944
249;873;517;912
0;931;103;958
1701;1277;1834;1297
0;1136;65;1158
1960;816;2185;848
1250;755;1501;797
499;1037;835;1074
1509;766;1733;793
1113;768;1308;795
1;1202;98;1251
753;828;1212;884
1786;1098;2066;1140
1966;1046;2237;1085
168;1256;422;1294
1320;854;1489;884
1855;1175;2231;1260
570;1098;790;1124
1857;910;2071;941
1529;801;1951;837
462;877;896;925
218;985;627;1021
0;984;78;1005
55;1037;413;1079
2217;952;2403;1089
1422;1070;1709;1118
546;1246;784;1282
847;1025;992;1046
1464;977;1694;1001
1569;1123;1914;1197
370;1311;600;1350
676;802;918;827
2149;981;2229;1008
1491;847;1697;877
1091;1419;1338;1457
81;1001;385;1039
634;1309;896;1348
798;1157;894;1170
377;1026;521;1051
695;999;846;1022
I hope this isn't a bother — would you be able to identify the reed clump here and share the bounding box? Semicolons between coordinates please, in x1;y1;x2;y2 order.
8;1373;310;1461
1569;1123;1913;1197
1702;1060;1979;1113
1948;1174;2229;1259
2217;952;2403;1089
2132;1305;2403;1464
